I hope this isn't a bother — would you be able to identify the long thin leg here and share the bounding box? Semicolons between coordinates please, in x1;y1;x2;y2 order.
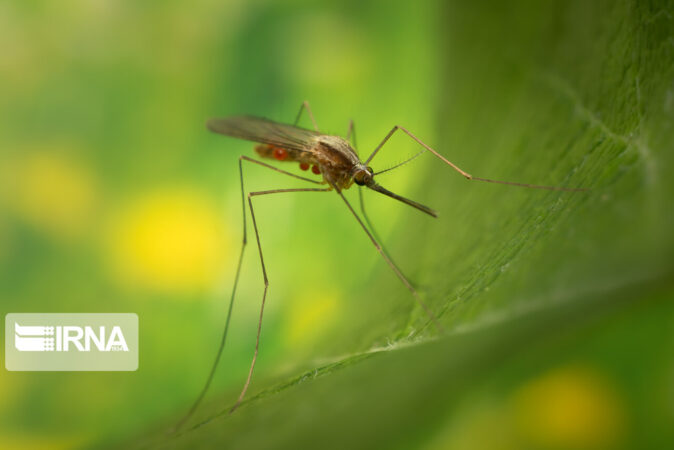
350;120;387;260
293;100;319;132
241;155;323;185
346;118;360;157
345;131;403;282
364;126;588;192
230;187;331;414
174;159;324;431
336;189;445;333
358;187;392;263
346;119;357;146
350;121;399;286
351;122;411;304
349;122;419;317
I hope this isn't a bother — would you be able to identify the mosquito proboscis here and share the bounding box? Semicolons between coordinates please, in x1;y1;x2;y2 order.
173;101;588;430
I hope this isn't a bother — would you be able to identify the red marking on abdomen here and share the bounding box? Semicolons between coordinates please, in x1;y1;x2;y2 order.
311;164;321;175
273;147;288;161
299;162;310;171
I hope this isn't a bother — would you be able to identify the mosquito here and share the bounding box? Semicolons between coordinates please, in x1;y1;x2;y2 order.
174;101;587;430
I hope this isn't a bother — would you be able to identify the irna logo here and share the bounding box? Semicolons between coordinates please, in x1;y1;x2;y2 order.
5;313;138;371
14;323;129;352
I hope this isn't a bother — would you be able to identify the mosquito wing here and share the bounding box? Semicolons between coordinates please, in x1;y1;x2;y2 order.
207;115;321;153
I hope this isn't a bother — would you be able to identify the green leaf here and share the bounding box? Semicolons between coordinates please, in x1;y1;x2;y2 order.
124;0;673;448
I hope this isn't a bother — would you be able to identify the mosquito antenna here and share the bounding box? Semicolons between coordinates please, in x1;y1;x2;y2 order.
373;148;426;176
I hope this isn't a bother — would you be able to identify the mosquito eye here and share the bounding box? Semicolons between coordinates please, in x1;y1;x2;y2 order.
353;169;371;186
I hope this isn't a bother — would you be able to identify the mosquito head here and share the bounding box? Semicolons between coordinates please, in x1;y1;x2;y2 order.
352;166;374;186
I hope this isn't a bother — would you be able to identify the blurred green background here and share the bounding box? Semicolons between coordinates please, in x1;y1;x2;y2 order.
0;0;672;449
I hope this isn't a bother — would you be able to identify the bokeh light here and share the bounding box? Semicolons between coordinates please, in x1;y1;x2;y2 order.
105;187;230;294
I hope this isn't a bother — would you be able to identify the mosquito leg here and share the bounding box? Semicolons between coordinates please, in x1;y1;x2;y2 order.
358;186;417;297
365;126;588;192
293;100;319;132
174;160;324;431
358;187;390;261
240;155;323;185
346;118;360;157
352;122;391;258
336;189;445;333
229;187;331;414
346;119;357;146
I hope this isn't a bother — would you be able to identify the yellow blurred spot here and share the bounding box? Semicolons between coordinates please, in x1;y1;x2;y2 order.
107;188;229;294
425;400;518;450
285;290;340;348
511;365;626;449
0;150;97;239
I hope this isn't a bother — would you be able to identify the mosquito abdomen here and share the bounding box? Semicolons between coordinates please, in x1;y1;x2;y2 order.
254;144;303;163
